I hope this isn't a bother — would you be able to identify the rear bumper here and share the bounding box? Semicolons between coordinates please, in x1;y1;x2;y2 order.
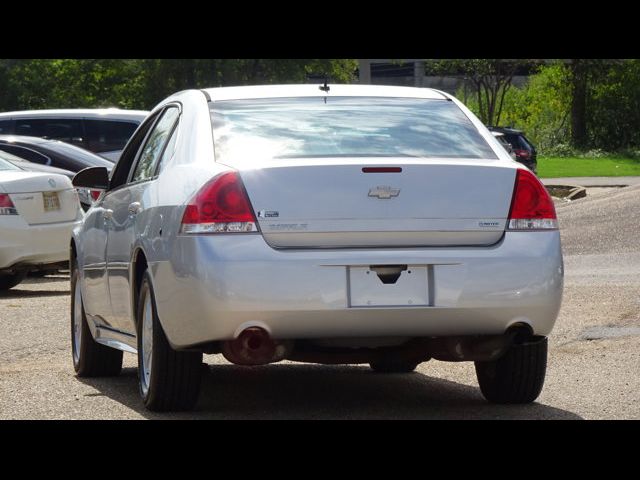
151;231;563;349
0;216;80;270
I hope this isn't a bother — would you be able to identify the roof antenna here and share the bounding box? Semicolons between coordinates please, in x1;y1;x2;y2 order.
319;76;330;93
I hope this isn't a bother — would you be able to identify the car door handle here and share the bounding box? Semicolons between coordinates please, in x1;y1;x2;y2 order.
103;209;113;220
128;202;142;215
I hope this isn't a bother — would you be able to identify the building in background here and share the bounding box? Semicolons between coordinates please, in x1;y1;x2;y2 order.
357;59;533;94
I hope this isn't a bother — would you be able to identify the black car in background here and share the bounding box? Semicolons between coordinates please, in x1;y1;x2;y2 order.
488;126;537;174
0;135;113;172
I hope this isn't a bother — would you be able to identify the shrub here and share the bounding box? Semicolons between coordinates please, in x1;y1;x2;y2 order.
459;62;572;155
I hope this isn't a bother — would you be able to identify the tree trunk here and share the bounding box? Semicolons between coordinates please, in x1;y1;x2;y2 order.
571;60;588;149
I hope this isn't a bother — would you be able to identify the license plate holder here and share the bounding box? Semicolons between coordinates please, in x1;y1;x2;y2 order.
43;191;61;212
348;265;430;307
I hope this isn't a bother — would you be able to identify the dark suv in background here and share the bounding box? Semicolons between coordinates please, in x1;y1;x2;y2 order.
0;109;148;162
488;126;537;174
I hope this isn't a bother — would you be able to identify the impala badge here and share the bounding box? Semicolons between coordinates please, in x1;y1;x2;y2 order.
48;178;56;188
368;186;400;199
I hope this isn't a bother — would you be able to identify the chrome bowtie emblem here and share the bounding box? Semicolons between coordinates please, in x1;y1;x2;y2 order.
368;186;400;199
48;178;56;188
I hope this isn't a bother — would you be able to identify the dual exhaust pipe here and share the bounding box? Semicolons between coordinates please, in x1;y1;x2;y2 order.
221;324;534;366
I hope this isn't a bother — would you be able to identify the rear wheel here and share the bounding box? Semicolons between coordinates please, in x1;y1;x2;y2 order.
475;337;547;404
0;271;27;291
71;262;123;376
137;270;202;411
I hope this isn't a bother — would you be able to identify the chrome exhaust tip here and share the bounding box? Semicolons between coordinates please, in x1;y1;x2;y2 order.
222;327;290;365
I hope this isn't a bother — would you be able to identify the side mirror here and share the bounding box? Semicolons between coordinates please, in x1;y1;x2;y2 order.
73;167;109;190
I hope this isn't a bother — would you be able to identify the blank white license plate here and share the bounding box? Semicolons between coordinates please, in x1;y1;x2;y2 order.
348;266;430;307
43;191;61;211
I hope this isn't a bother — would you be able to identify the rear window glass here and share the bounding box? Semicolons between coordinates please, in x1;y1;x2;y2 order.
0;144;50;165
210;97;497;164
45;141;113;166
504;134;533;151
84;120;139;153
0;155;20;170
14;119;84;147
0;119;13;134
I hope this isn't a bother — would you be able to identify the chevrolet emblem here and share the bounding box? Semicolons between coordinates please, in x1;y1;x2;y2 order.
368;186;400;199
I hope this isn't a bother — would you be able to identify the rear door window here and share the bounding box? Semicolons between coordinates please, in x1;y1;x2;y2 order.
155;122;178;175
130;107;179;183
84;120;139;153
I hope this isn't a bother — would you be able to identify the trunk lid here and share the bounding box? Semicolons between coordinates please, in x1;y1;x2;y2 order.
0;171;80;224
238;159;517;248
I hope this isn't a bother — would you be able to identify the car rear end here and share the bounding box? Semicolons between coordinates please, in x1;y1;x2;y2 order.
0;167;83;273
153;89;563;354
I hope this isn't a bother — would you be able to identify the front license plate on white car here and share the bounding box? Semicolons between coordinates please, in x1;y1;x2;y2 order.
43;191;61;212
348;265;430;307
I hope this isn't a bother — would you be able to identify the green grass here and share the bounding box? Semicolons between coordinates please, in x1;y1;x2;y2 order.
538;156;640;178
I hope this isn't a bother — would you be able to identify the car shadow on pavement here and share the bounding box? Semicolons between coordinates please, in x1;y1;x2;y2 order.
1;275;70;297
0;288;70;298
22;275;69;284
78;363;584;420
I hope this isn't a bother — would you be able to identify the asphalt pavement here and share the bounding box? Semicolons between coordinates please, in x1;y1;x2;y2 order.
1;182;638;419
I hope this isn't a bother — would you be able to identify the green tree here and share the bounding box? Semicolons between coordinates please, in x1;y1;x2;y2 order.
5;59;147;109
427;59;537;126
587;59;640;150
0;59;358;112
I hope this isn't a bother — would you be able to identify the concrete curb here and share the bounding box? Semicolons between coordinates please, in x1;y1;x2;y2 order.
545;184;587;201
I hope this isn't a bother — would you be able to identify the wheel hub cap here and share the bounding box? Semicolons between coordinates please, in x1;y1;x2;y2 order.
140;292;153;396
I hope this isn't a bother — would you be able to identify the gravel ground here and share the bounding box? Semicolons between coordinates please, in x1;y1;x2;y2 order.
1;185;638;419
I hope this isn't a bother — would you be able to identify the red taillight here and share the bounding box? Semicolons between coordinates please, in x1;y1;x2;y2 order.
0;193;17;215
514;149;531;159
90;190;101;201
181;171;258;234
507;169;558;230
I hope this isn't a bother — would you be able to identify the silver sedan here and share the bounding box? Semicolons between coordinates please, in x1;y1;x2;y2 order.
70;84;563;411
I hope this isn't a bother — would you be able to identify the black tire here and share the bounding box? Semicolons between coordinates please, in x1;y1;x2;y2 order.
0;271;27;290
370;358;419;373
137;270;202;412
70;262;123;376
475;337;547;404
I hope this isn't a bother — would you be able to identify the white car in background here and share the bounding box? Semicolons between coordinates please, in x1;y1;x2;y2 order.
0;156;83;290
0;108;149;162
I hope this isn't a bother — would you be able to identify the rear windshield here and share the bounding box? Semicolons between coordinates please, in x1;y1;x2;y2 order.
504;133;534;151
84;119;139;153
210;97;497;164
0;154;20;171
44;141;114;168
